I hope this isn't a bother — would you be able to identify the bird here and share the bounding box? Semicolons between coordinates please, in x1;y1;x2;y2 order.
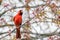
13;10;23;40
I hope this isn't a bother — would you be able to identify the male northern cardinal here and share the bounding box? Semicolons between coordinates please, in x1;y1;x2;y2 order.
13;10;23;40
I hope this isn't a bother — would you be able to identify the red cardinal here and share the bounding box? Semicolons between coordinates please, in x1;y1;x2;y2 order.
13;10;23;40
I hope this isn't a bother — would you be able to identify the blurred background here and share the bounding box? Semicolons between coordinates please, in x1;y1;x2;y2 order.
0;0;60;40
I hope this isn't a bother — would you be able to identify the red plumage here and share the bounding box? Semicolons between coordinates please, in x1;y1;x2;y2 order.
14;14;22;26
13;10;23;39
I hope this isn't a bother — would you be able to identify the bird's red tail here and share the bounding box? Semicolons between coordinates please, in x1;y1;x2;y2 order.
16;26;21;39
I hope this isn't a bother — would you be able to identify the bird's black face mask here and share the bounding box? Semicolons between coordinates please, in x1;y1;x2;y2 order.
20;12;23;15
19;10;23;15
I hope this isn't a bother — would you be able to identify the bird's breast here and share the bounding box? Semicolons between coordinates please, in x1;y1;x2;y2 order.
14;16;22;25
